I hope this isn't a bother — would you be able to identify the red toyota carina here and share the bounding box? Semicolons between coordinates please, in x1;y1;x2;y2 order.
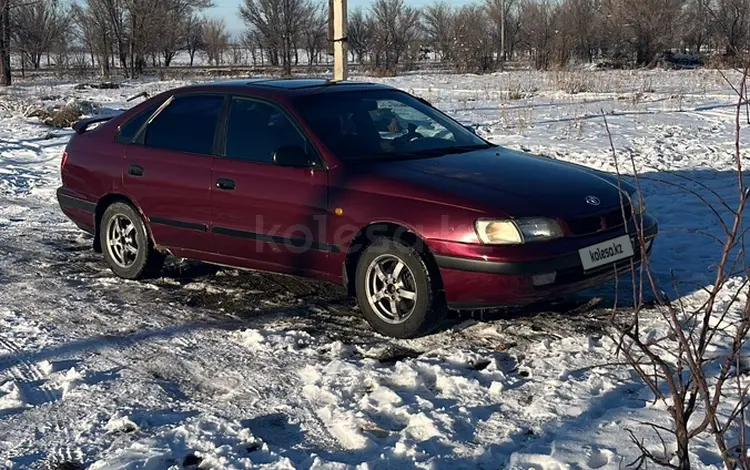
57;79;658;338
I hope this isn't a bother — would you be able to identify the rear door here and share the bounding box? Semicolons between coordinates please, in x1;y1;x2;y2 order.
211;96;331;276
123;93;225;253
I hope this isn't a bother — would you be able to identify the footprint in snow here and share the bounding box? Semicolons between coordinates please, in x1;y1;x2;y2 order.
585;447;615;469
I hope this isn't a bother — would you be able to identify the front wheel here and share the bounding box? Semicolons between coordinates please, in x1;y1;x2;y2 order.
355;238;445;338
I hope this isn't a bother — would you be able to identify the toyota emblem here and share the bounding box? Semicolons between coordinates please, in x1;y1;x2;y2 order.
585;195;601;206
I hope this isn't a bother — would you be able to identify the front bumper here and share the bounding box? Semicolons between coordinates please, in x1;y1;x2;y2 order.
432;215;658;309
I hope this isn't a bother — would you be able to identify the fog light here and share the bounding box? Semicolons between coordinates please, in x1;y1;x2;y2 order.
532;272;557;286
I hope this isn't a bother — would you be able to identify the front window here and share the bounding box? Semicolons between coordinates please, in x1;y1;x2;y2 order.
225;97;308;164
294;90;492;161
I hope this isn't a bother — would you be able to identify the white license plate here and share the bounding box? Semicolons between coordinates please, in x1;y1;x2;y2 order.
579;235;634;271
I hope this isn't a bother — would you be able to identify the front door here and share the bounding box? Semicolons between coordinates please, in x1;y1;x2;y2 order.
123;93;224;253
211;96;331;277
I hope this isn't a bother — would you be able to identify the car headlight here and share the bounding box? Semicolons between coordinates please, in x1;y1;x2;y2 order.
629;193;646;215
475;218;564;244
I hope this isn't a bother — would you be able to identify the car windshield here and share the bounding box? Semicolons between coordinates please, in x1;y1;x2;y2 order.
294;89;492;161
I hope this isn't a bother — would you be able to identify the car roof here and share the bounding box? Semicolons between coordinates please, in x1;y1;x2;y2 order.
184;77;395;95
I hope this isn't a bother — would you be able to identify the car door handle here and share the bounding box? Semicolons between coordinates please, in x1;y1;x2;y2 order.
128;164;144;177
216;178;235;190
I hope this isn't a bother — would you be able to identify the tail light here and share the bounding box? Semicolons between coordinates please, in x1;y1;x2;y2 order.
61;151;68;172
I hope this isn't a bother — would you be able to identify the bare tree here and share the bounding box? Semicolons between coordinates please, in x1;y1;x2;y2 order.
348;7;373;64
452;4;494;72
680;0;710;54
708;0;750;58
12;0;67;70
559;0;599;63
302;2;326;66
156;5;191;67
72;0;113;75
73;0;210;77
601;0;684;65
371;0;421;71
242;29;264;66
422;2;454;62
518;0;558;70
202;17;228;65
240;0;315;75
0;0;12;85
486;0;523;62
185;14;204;67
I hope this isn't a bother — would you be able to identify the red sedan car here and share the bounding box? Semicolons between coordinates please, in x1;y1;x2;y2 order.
57;79;658;338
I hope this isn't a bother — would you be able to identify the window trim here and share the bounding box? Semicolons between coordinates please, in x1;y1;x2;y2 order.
114;100;166;144
219;94;327;170
132;92;229;157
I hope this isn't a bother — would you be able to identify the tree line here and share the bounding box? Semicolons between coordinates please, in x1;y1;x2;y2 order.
0;0;749;85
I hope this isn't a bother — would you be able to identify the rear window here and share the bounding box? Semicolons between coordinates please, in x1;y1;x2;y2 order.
143;95;224;155
115;103;160;143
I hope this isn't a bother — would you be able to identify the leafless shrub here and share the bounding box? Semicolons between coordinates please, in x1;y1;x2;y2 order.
603;65;750;470
553;71;593;94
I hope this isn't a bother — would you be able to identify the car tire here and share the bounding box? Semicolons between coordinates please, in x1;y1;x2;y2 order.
100;202;164;280
355;237;446;338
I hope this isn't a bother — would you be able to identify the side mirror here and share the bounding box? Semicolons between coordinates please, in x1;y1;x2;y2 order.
463;124;477;135
273;145;312;168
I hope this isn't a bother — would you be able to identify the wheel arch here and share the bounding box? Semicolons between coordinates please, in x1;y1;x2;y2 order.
343;221;444;298
93;193;157;253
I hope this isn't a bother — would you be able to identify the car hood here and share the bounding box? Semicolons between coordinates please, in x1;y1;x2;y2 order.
367;146;632;218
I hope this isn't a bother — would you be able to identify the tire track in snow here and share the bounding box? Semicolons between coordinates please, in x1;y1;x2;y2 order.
0;336;59;409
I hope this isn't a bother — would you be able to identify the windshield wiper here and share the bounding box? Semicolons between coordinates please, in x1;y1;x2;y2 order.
409;144;494;156
347;144;494;161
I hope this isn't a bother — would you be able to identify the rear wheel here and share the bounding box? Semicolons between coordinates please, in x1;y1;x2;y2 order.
100;202;164;279
355;238;445;338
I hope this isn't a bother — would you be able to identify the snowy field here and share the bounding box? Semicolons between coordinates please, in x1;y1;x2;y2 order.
0;69;748;469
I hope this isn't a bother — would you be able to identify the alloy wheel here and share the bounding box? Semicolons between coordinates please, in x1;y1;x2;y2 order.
364;253;418;324
105;214;139;268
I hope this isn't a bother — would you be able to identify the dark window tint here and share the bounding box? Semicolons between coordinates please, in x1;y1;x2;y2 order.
116;103;159;143
294;90;489;161
144;95;224;155
225;98;306;163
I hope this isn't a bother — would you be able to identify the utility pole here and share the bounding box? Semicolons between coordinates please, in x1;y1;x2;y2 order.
331;0;348;81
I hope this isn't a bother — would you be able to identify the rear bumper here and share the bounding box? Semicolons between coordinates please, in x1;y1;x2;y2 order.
57;186;96;234
434;217;658;309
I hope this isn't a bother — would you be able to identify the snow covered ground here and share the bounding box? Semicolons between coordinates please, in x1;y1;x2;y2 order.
0;70;747;469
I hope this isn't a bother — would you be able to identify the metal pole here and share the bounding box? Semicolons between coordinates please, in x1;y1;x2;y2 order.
333;0;348;81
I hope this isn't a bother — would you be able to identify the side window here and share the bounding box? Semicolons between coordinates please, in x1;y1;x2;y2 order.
225;97;306;163
115;103;159;143
144;95;224;155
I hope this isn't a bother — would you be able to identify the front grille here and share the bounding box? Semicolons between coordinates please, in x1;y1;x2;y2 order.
566;204;632;237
